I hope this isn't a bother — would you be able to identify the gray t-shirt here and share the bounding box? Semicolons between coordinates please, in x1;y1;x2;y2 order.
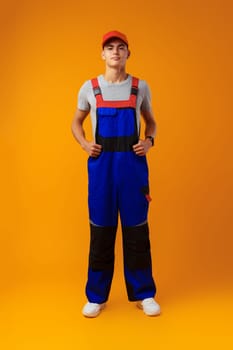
77;74;152;138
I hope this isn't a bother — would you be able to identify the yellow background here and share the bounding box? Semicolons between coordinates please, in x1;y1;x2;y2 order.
1;0;233;348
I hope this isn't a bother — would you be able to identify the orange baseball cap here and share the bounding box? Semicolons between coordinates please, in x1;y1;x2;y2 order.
102;30;129;48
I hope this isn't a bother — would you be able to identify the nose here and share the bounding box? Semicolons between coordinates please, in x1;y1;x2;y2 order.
113;47;119;55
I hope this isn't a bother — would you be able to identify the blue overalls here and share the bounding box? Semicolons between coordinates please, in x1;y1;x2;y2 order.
86;76;156;303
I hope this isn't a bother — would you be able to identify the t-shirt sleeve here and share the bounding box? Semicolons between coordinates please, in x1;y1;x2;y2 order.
140;81;152;112
77;81;91;111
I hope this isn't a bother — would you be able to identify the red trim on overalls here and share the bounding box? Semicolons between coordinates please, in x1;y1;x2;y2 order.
91;77;139;108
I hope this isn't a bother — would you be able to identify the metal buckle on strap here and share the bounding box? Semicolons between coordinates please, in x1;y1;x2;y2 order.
93;87;102;96
131;87;138;96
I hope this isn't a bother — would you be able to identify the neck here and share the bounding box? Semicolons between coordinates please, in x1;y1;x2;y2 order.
104;68;128;83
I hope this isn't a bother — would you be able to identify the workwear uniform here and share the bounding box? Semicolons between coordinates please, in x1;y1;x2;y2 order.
86;77;156;303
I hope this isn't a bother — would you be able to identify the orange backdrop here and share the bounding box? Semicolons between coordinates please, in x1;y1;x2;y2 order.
1;0;233;339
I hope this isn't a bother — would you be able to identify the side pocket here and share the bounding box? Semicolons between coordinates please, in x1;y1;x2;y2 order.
141;185;152;202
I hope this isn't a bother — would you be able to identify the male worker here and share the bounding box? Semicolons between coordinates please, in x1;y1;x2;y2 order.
71;30;161;317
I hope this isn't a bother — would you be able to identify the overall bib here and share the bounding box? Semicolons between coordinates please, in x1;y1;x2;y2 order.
86;77;156;303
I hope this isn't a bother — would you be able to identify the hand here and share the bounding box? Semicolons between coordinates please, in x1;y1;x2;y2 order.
83;141;102;157
133;139;152;156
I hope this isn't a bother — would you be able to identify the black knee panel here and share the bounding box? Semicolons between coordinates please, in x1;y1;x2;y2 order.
89;224;117;270
122;223;152;270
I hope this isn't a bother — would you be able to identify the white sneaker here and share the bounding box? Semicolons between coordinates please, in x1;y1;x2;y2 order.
82;302;106;318
137;297;161;316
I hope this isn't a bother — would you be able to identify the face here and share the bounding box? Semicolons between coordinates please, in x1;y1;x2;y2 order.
102;39;130;68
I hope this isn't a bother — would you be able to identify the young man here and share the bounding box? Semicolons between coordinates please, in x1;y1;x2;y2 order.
71;30;161;317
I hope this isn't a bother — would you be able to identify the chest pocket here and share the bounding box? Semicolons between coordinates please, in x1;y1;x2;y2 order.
97;107;136;138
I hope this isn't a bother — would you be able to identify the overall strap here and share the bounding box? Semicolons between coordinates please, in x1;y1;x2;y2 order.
91;77;139;108
129;76;139;107
91;78;103;106
131;77;139;95
91;78;102;97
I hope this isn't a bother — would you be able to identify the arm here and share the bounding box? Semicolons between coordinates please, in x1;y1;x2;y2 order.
133;109;156;156
71;108;102;157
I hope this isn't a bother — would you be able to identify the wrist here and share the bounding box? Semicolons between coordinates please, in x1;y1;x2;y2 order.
145;136;154;146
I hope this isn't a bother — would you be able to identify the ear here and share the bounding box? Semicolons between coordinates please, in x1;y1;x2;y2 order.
127;50;131;59
101;51;106;60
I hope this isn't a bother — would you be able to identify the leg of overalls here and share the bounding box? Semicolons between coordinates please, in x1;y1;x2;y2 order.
122;223;156;301
85;152;118;303
119;152;156;301
86;223;117;304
